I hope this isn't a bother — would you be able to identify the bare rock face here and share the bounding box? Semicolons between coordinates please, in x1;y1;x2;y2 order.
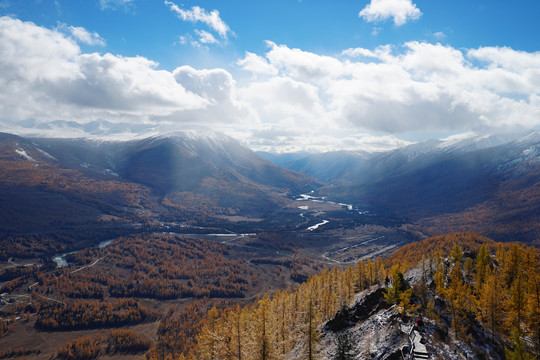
325;287;389;332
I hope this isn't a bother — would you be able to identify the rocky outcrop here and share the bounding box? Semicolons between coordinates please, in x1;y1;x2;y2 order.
325;287;390;332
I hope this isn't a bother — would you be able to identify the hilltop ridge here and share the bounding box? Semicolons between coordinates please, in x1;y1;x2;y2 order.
162;233;539;360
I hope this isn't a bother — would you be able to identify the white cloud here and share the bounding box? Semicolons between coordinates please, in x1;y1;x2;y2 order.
264;41;343;82
433;31;446;40
249;131;412;153
468;46;540;72
179;30;220;48
0;16;212;125
168;66;251;126
164;1;232;39
239;76;325;124
99;0;134;11
178;33;197;47
238;41;540;139
0;17;80;83
194;29;218;45
59;24;106;46
237;52;278;75
174;66;234;103
359;0;422;26
341;47;378;59
1;16;540;153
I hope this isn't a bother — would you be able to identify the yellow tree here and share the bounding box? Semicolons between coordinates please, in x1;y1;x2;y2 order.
478;269;505;340
251;296;271;360
505;328;535;360
225;305;246;360
278;290;297;359
384;265;408;305
519;245;540;356
445;262;469;337
463;257;474;286
196;307;222;360
433;267;445;297
450;244;463;264
501;244;522;288
294;286;321;360
398;288;419;316
475;244;491;288
305;295;318;360
354;260;366;292
506;271;526;334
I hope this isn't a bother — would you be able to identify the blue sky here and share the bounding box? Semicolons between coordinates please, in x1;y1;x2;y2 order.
0;0;539;152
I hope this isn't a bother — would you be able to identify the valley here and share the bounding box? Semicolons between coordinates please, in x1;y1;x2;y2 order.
0;182;415;359
1;3;539;358
0;130;538;359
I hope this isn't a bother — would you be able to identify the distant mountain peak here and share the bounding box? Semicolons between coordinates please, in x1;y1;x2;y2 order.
156;128;230;141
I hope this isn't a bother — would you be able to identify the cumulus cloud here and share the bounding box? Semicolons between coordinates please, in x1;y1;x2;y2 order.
179;30;220;48
236;52;278;75
238;41;540;139
359;0;422;26
239;76;325;125
468;46;540;72
164;1;232;47
0;16;224;126
341;47;380;59
174;66;235;103
166;66;251;126
2;16;540;153
58;24;106;46
264;41;343;82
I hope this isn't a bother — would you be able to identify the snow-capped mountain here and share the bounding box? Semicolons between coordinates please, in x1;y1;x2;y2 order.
258;131;539;243
0;130;319;234
265;131;538;186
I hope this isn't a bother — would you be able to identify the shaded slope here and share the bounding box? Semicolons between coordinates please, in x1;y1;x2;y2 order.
283;150;373;183
0;131;320;234
321;132;540;242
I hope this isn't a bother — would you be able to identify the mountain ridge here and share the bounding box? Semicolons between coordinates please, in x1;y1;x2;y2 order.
0;131;320;237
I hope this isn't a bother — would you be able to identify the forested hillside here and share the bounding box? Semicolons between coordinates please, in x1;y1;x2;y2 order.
0;131;319;238
158;233;539;360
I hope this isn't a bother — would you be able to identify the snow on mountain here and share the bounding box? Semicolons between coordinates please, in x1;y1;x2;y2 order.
153;129;245;162
318;265;504;360
15;148;35;162
514;130;540;145
436;131;532;154
390;139;441;161
495;131;540;175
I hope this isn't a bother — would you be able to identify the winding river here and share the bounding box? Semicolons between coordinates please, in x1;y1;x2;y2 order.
52;238;116;268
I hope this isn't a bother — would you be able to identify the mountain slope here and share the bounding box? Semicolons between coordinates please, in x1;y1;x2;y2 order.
0;132;154;240
114;132;317;194
256;150;312;167
316;132;540;243
165;233;538;360
267;132;532;186
281;150;374;183
0;131;319;235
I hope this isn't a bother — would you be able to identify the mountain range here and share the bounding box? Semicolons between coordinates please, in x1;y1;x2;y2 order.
261;131;540;243
1;129;538;243
0;130;318;236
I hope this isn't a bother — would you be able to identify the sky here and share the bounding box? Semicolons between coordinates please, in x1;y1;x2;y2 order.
0;0;539;152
